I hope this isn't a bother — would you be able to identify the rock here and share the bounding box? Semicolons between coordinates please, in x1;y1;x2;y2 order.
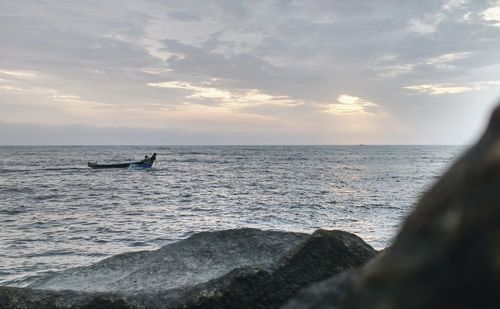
31;228;308;293
0;286;131;309
283;105;500;309
281;270;360;309
167;229;376;309
0;228;377;308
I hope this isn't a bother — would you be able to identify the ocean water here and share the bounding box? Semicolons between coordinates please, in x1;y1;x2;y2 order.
0;145;463;286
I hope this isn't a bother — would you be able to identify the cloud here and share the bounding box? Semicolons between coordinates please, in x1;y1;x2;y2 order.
49;94;82;101
408;19;440;34
403;84;477;95
403;80;500;95
1;1;500;144
324;95;379;115
482;2;500;26
426;52;472;64
0;69;40;79
407;0;467;34
442;0;466;11
147;80;301;108
148;81;232;100
377;64;415;78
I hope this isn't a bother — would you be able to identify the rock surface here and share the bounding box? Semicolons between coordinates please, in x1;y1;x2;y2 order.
283;105;500;309
0;228;376;308
281;270;360;309
31;228;308;292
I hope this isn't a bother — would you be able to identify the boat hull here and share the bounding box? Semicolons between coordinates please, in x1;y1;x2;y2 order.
87;161;153;169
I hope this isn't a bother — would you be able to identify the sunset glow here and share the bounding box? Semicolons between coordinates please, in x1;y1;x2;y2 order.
1;1;500;144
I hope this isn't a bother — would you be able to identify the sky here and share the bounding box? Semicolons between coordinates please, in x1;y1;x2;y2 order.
1;0;500;145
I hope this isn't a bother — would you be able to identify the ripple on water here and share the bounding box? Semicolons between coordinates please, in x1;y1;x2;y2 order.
0;209;27;215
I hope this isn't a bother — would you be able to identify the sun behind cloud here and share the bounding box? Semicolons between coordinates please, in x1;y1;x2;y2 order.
325;95;379;115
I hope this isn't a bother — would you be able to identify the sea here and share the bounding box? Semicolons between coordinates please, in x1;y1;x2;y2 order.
0;145;463;287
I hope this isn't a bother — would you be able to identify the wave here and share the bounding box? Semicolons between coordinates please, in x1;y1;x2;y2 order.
0;167;88;173
0;209;27;215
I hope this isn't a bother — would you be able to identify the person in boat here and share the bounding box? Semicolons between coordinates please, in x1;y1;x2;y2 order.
142;153;156;163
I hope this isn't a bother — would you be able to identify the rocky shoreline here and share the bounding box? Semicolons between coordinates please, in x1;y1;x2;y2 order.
2;106;500;308
0;229;377;308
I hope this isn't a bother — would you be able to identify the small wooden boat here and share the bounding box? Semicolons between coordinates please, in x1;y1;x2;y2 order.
87;153;156;169
87;161;154;169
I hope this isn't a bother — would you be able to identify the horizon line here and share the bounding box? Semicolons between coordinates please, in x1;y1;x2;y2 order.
0;144;469;147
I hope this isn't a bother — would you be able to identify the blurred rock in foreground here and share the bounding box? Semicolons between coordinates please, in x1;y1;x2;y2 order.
0;228;376;308
283;106;500;309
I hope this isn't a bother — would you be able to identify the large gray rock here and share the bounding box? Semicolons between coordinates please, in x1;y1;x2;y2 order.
0;228;376;308
284;105;500;309
30;228;308;293
165;229;376;309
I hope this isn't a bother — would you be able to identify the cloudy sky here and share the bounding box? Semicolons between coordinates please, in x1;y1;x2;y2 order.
1;0;500;145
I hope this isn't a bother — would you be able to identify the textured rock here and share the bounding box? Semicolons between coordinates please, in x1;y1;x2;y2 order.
31;228;308;292
167;229;376;309
0;228;376;308
0;286;131;309
283;105;500;309
281;270;360;309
